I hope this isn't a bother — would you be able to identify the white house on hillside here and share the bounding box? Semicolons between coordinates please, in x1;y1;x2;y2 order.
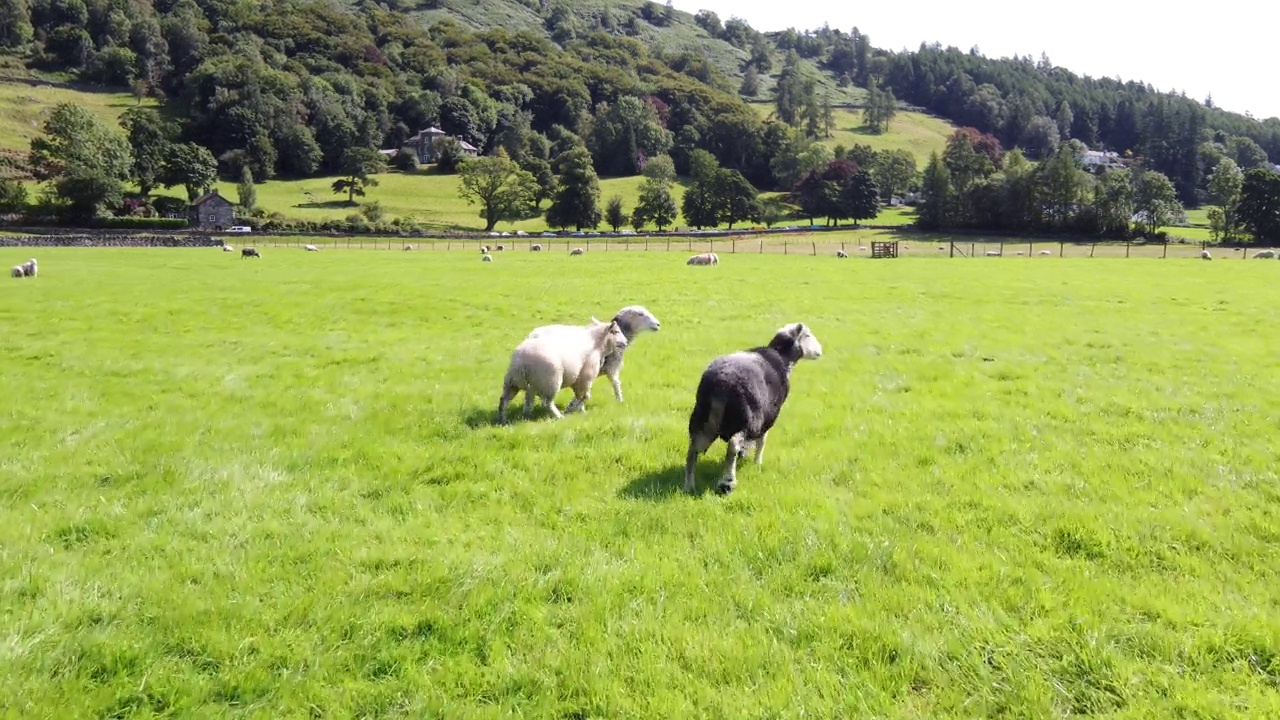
1081;150;1124;172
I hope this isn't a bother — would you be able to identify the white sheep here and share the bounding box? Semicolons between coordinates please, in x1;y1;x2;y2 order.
526;305;662;405
1201;249;1212;260
1039;249;1052;255
1253;249;1276;259
857;246;867;251
497;318;629;424
10;265;23;278
20;258;37;277
687;252;719;266
836;250;848;258
570;247;584;255
531;243;543;252
480;245;489;253
482;253;494;262
985;250;1001;256
684;322;823;495
403;244;415;251
222;245;234;252
303;244;319;252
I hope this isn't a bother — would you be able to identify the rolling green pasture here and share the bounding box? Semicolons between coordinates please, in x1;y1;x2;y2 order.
3;248;1280;717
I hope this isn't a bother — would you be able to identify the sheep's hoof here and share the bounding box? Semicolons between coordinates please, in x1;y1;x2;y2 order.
715;480;736;495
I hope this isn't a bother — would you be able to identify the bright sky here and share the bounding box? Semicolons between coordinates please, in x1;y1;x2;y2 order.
670;1;1279;122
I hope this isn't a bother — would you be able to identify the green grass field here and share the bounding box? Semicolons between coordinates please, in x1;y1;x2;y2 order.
199;172;691;232
3;248;1280;717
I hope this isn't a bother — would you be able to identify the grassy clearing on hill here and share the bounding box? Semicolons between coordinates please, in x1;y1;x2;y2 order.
0;79;154;156
747;104;954;166
3;249;1280;717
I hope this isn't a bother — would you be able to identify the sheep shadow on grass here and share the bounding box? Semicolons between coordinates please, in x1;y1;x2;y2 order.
460;404;567;428
619;460;731;500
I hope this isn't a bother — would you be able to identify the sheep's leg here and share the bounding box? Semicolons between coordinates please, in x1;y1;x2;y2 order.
753;431;768;465
522;391;534;417
608;371;623;403
543;394;565;420
717;433;744;495
497;384;518;425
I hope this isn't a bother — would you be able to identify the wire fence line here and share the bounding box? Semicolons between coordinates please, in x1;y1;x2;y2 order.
5;228;1271;261
250;234;1272;261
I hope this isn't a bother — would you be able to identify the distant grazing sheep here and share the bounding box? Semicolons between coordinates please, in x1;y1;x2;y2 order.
482;253;493;262
937;245;947;251
497;318;629;424
403;244;415;251
222;245;234;252
530;243;542;252
687;252;719;266
20;258;36;277
985;250;1001;256
496;244;505;251
836;250;848;258
570;247;584;255
1201;249;1212;260
684;322;823;495
1039;250;1052;255
242;248;260;258
10;265;23;278
1253;249;1276;259
480;245;489;253
526;305;662;406
857;245;867;251
303;244;319;252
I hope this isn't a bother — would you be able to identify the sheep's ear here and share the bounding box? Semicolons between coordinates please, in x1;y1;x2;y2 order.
591;316;601;324
792;323;806;337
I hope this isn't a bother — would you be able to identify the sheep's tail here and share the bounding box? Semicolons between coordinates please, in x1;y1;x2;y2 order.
688;390;725;446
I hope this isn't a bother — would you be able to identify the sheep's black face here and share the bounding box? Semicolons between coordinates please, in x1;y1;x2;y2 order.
770;323;823;362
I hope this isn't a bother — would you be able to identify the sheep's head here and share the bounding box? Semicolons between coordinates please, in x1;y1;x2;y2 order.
769;322;823;363
594;319;629;353
613;305;661;337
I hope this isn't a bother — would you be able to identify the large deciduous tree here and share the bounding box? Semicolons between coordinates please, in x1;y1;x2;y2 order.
871;149;916;201
545;146;602;231
1237;169;1280;243
1132;169;1181;237
631;153;678;231
120;107;177;196
162;143;218;201
1205;158;1244;243
456;150;540;232
331;147;386;204
29;102;133;218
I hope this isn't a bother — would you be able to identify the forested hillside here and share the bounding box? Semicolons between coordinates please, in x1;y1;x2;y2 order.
0;0;1276;230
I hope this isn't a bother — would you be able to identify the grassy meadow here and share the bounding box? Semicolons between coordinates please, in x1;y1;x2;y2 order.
3;247;1280;717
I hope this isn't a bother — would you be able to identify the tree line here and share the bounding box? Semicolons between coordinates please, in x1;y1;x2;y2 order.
916;127;1280;243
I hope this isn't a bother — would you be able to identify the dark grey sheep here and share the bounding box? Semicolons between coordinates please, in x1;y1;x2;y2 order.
241;247;260;258
684;322;823;495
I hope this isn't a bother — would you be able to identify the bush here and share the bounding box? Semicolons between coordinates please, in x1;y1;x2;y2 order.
391;147;418;172
0;178;28;213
